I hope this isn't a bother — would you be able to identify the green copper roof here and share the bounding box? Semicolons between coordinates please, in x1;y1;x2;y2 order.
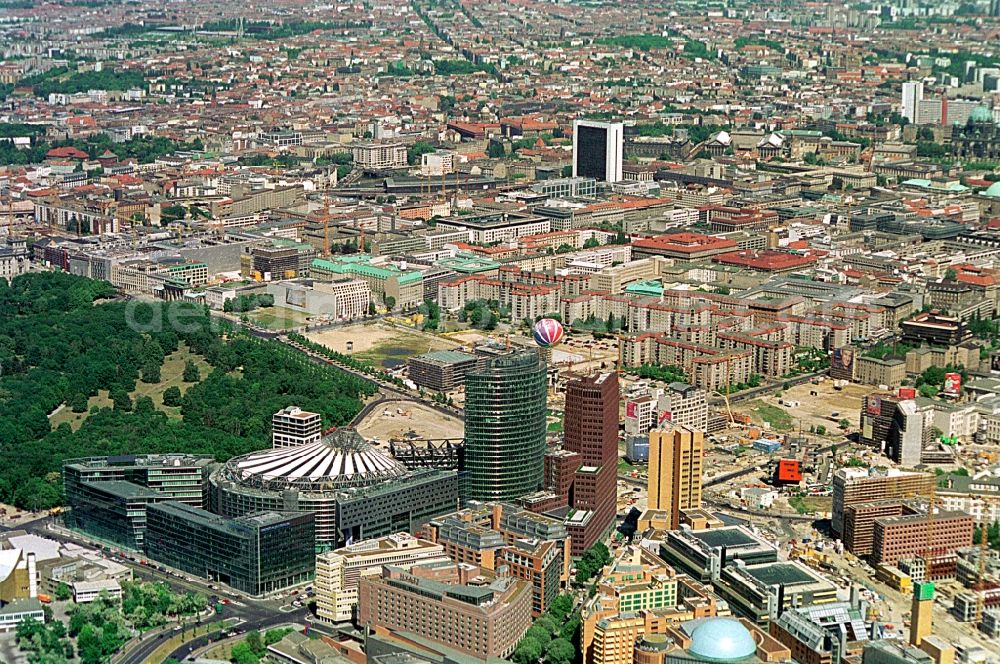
311;257;422;285
624;279;664;296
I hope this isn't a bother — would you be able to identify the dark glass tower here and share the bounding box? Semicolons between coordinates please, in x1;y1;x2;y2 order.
462;350;548;502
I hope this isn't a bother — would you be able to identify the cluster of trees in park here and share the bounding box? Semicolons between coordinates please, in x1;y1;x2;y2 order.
512;594;580;664
625;364;687;384
17;582;205;664
227;628;296;664
287;332;406;389
433;59;496;76
419;298;441;331
223;293;275;313
457;299;508;330
28;67;147;97
0;129;204;166
0;273;373;510
200;18;372;38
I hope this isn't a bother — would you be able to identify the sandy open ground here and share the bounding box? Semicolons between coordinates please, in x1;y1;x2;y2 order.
754;380;868;433
305;322;402;354
356;400;464;444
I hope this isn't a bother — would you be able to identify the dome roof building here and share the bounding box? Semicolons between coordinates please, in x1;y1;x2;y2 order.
687;618;758;661
211;428;459;548
228;429;410;491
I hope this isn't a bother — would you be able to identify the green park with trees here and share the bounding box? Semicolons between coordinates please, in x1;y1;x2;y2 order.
0;272;374;511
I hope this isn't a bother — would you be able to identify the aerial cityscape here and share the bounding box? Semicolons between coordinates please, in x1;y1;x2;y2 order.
3;0;1000;663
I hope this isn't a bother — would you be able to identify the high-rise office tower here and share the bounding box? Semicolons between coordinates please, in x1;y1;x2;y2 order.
901;81;923;124
573;119;623;182
272;406;323;448
564;372;619;549
463;350;548;502
648;425;703;530
909;582;934;646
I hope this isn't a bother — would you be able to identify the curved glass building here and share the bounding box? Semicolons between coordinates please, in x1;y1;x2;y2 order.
462;350;548;502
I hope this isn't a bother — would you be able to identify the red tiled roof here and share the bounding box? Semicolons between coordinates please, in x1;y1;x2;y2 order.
713;250;817;271
632;232;736;255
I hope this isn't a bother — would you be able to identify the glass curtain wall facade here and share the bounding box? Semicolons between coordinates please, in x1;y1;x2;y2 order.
463;350;547;501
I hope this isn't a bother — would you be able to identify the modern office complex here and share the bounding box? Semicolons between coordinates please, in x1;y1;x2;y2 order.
660;525;779;582
406;350;483;391
272;406;323;448
423;507;566;617
358;564;533;660
314;533;449;623
210;428;460;548
462;350;548;502
65;480;167;550
573;119;624;182
648;426;704;530
768;598;871;664
831;468;936;537
64;454;215;508
563;372;620;552
145;502;315;596
714;560;839;625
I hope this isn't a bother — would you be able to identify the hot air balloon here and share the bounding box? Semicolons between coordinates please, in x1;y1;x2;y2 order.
533;318;565;348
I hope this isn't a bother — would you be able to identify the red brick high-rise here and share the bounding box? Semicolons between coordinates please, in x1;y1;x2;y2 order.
563;372;619;553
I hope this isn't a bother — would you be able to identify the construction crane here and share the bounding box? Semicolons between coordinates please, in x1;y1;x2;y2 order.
322;192;331;257
923;483;937;583
976;521;988;623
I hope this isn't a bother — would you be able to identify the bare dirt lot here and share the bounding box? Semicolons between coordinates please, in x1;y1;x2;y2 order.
305;322;455;368
355;400;464;444
751;380;868;435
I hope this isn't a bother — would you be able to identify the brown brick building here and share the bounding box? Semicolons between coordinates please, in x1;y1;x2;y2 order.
871;511;974;566
562;372;620;554
831;468;936;537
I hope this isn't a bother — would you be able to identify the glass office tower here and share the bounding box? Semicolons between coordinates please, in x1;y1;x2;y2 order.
462;350;547;502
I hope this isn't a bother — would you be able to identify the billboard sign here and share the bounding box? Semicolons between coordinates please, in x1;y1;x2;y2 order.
867;396;882;417
992;352;1000;374
626;401;637;419
944;372;961;396
832;347;855;376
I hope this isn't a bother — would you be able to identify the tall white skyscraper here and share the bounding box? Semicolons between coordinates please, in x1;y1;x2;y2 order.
901;81;924;124
573;119;624;182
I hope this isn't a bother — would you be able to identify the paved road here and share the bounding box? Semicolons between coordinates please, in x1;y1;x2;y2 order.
124;607;310;664
0;517;305;664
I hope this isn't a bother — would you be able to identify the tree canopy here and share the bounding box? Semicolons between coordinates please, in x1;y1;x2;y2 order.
0;272;373;510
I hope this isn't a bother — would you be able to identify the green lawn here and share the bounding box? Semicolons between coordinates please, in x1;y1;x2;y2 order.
747;400;794;431
789;495;832;515
49;345;211;430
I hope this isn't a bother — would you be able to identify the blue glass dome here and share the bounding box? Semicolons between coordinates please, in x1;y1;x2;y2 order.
688;618;757;661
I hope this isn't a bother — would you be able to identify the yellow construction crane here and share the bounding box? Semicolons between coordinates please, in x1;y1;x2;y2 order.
976;521;988;623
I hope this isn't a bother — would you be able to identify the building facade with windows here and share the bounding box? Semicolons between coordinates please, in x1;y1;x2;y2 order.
144;502;315;596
